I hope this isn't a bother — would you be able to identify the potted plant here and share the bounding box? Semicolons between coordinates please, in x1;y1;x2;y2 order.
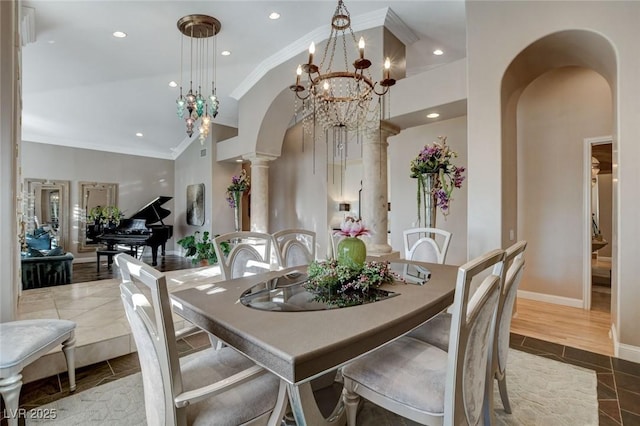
177;231;229;265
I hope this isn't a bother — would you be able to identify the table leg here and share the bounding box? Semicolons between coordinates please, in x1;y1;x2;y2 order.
286;381;346;426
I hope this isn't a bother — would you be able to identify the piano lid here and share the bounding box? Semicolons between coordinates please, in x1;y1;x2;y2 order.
130;196;172;225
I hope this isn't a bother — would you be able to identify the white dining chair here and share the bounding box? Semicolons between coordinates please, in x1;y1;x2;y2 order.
408;240;527;418
403;227;452;264
115;253;288;426
213;231;279;281
272;229;316;267
0;320;76;426
341;248;505;426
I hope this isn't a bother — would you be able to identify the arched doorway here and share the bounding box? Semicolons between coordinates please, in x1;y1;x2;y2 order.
500;30;617;353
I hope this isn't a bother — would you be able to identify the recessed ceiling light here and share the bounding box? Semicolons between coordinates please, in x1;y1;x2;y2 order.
269;12;280;20
136;132;143;137
433;49;444;56
113;31;127;38
426;113;440;119
168;81;178;88
221;50;231;56
235;159;243;163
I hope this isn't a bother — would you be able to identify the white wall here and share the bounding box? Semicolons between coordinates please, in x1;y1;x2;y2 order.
388;116;468;266
21;142;174;260
517;67;612;300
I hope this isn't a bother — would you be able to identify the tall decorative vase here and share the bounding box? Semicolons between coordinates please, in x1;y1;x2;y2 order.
418;173;438;228
337;237;367;267
233;191;242;232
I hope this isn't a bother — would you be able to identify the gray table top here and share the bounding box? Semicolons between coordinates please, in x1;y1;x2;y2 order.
170;260;458;384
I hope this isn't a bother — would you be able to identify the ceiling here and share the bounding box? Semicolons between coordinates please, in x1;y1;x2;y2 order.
20;1;467;160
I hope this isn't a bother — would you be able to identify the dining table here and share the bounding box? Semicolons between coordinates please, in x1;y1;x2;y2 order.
170;259;458;426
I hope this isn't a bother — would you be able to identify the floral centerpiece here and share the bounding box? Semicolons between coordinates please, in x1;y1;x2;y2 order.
409;136;465;226
225;169;250;231
334;216;370;266
225;169;250;208
305;259;396;307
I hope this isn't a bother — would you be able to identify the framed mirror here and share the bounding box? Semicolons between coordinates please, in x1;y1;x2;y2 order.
78;181;118;252
24;179;70;251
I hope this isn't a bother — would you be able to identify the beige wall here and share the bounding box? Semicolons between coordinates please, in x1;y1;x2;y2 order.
0;0;19;320
388;116;468;266
21;142;174;260
467;1;640;357
173;125;238;249
597;174;612;258
270;123;329;256
517;67;612;300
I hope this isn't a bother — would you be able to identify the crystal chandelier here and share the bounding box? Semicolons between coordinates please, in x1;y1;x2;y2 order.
290;0;395;135
175;14;221;143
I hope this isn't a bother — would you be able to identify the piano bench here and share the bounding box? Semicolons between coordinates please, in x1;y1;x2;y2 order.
96;249;136;272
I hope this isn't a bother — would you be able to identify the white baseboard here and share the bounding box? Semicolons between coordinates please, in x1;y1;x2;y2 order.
611;321;640;362
617;342;640;363
517;290;583;308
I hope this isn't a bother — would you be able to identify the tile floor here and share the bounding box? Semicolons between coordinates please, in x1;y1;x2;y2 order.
16;263;224;383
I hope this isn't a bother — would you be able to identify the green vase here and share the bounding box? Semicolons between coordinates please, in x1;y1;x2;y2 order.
337;237;367;267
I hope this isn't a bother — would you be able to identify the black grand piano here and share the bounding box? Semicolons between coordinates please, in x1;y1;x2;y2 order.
97;196;173;266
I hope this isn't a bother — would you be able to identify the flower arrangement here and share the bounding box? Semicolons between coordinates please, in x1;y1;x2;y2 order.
88;205;123;226
334;216;370;237
304;259;397;307
409;136;465;221
225;169;250;208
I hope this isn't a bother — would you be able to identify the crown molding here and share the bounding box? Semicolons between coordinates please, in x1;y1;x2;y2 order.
383;8;419;46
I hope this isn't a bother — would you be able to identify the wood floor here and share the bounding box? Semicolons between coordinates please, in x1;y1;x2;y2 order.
511;297;613;356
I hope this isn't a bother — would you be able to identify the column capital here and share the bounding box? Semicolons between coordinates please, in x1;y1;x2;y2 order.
242;152;278;166
380;120;401;137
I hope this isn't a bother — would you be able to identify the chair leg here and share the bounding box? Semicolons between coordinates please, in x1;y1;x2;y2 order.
497;374;512;414
342;383;360;426
0;373;23;426
61;333;77;391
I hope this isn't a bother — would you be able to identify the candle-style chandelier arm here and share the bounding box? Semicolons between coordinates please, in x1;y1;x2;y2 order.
289;0;396;133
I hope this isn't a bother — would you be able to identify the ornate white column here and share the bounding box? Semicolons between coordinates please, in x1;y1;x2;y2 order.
362;121;400;255
244;153;277;233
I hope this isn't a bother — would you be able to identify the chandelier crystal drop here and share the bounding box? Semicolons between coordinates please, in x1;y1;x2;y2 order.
175;14;221;142
290;0;395;135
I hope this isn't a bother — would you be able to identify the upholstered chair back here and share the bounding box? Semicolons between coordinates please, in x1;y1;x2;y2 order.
494;241;527;378
445;249;505;425
273;229;316;267
403;227;452;264
116;253;182;426
214;232;278;280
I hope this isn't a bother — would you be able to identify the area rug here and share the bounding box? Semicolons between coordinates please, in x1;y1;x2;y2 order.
27;349;598;425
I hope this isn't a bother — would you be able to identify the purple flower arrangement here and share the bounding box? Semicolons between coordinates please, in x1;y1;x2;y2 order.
409;136;465;216
225;169;250;208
